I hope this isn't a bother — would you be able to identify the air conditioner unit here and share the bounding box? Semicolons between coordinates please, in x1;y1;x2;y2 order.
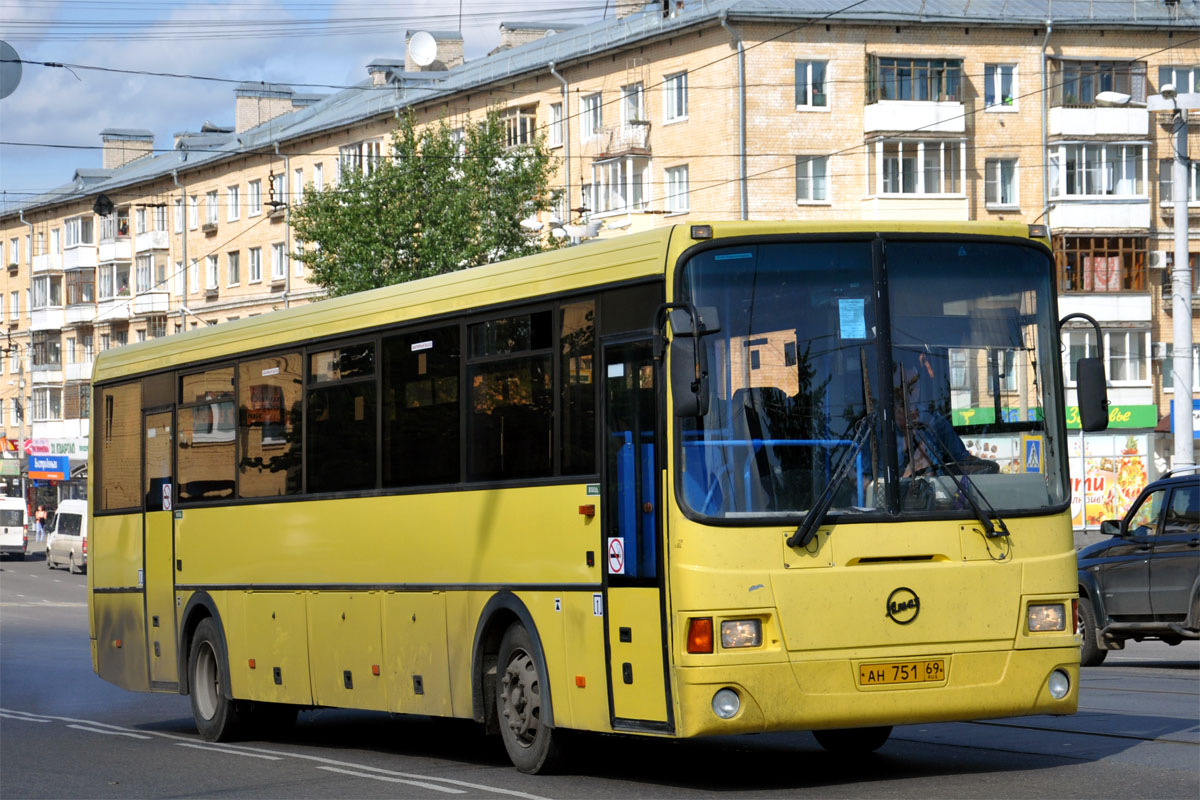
1152;342;1171;360
1149;250;1168;269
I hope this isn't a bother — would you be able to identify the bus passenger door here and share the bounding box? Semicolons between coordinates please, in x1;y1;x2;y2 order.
143;410;178;689
602;338;672;731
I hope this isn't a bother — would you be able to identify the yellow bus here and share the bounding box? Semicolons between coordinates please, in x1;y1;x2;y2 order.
89;221;1107;773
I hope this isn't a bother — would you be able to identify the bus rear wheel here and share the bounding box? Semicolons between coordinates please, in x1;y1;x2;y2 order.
496;624;560;774
813;725;892;754
189;618;245;741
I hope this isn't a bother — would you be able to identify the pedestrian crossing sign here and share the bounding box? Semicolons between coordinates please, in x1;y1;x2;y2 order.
1022;435;1043;474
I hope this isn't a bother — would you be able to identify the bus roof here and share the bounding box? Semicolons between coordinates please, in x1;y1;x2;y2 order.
91;219;1039;384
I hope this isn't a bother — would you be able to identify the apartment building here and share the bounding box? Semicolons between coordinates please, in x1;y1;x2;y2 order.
0;0;1196;522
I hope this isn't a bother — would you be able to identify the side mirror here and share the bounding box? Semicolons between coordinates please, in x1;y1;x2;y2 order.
670;337;709;417
1099;519;1121;537
1075;357;1109;432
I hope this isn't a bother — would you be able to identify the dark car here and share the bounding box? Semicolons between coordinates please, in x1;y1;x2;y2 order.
1077;467;1200;665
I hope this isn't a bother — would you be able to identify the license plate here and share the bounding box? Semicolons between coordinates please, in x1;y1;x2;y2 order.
859;659;945;686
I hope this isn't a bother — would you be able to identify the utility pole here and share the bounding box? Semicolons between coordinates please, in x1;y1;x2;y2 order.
1150;85;1197;470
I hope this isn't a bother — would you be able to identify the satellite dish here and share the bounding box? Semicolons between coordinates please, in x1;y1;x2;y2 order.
408;31;437;67
0;41;22;100
93;193;114;217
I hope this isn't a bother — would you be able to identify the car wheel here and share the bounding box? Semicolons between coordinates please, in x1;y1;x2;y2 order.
497;624;561;774
189;618;245;742
813;726;892;754
1078;596;1107;667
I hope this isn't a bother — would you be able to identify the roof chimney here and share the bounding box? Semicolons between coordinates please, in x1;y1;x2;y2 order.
99;129;154;169
234;83;296;133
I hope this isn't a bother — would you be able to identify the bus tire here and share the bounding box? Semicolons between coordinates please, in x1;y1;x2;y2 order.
813;725;892;754
1078;596;1107;667
188;618;245;741
496;624;560;774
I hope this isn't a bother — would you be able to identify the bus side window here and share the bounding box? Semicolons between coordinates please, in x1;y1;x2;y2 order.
99;382;143;511
561;300;596;476
238;352;303;498
382;326;460;488
177;367;236;502
306;341;377;493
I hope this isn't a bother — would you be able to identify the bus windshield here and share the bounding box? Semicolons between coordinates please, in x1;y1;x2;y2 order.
677;237;1068;522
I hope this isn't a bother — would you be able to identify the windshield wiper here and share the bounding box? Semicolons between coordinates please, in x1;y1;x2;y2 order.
787;414;875;549
912;426;1010;539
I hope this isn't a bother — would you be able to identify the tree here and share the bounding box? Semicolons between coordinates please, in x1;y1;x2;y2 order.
291;109;560;297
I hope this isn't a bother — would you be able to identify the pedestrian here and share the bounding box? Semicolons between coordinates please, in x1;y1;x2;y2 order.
35;504;47;543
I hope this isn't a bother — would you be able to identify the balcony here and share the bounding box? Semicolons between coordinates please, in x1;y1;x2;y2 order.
1050;198;1151;230
29;307;66;331
135;230;169;253
202;222;219;236
63;245;98;270
32;253;63;274
1059;293;1151;323
133;291;169;315
98;238;131;263
863;101;965;134
1048;107;1148;137
95;298;131;323
65;303;97;326
597;123;650;158
65;360;94;382
30;366;64;385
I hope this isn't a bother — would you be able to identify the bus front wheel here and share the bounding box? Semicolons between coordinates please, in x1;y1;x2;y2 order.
496;624;561;774
189;618;244;741
813;725;892;754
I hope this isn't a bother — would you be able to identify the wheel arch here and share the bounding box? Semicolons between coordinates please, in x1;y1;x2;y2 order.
470;591;555;732
1077;571;1109;627
177;591;229;698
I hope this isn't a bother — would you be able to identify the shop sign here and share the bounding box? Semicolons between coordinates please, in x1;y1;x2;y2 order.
1065;405;1157;430
952;407;1043;426
1167;399;1200;440
22;438;89;457
28;455;69;481
0;461;19;477
1067;433;1151;530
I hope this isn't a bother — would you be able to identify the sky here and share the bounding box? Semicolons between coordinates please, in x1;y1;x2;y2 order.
0;1;610;214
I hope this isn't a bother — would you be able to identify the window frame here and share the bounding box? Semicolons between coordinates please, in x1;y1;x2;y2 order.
663;71;688;123
985;157;1019;208
794;59;829;110
983;64;1017;111
796;155;830;203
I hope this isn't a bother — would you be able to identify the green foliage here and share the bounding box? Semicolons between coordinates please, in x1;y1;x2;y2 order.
291;109;561;297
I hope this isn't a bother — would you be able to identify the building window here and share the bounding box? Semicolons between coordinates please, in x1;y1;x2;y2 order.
868;56;962;103
795;60;828;108
248;180;262;215
581;93;602;141
873;139;962;195
271;173;286;208
32;387;62;421
206;255;219;290
135;255;153;293
50;228;61;254
174;198;184;232
65;216;94;247
591;157;649;214
227;251;240;286
189;259;198;294
294;240;306;276
66;269;95;306
314;163;324;191
621;83;645;127
1054;235;1146;292
249;247;262;283
1048;143;1145;198
984;64;1016;109
155;204;167;232
227;186;240;221
1062;328;1149;385
796;155;829;202
1159;65;1200;95
31;275;62;309
1053;59;1146;107
31;331;61;369
339;140;383;176
1159;159;1200;204
188;196;198;230
664;165;690;214
663;71;688;122
985;158;1018;207
548;102;563;148
502;105;537;148
271;243;287;281
136;208;147;235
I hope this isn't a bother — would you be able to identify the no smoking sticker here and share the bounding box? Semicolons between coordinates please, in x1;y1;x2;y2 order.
607;537;625;575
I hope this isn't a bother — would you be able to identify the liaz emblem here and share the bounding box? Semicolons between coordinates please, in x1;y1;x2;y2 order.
886;587;920;625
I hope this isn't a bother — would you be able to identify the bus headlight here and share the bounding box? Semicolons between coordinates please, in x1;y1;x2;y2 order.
1027;604;1066;632
712;688;740;719
720;619;762;648
1048;669;1070;700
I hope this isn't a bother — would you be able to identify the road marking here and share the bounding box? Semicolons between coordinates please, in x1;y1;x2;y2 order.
67;724;152;740
176;742;282;760
0;712;50;722
0;708;553;800
317;766;466;793
0;601;88;608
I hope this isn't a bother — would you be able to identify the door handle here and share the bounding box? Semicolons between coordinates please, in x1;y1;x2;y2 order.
1188;539;1199;547
1136;545;1151;552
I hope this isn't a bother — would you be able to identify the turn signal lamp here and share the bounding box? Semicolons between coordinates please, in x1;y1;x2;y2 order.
687;617;714;654
1072;599;1079;634
720;619;762;648
1027;603;1066;632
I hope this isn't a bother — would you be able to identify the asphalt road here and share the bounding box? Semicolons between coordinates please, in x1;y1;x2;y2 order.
2;553;1197;799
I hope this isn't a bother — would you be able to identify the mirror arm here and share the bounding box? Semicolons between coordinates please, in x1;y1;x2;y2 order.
1057;312;1102;343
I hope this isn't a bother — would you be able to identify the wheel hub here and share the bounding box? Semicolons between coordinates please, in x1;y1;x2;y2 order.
501;650;540;746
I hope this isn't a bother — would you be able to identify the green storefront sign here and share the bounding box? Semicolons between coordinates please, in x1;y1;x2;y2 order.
951;405;1157;430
